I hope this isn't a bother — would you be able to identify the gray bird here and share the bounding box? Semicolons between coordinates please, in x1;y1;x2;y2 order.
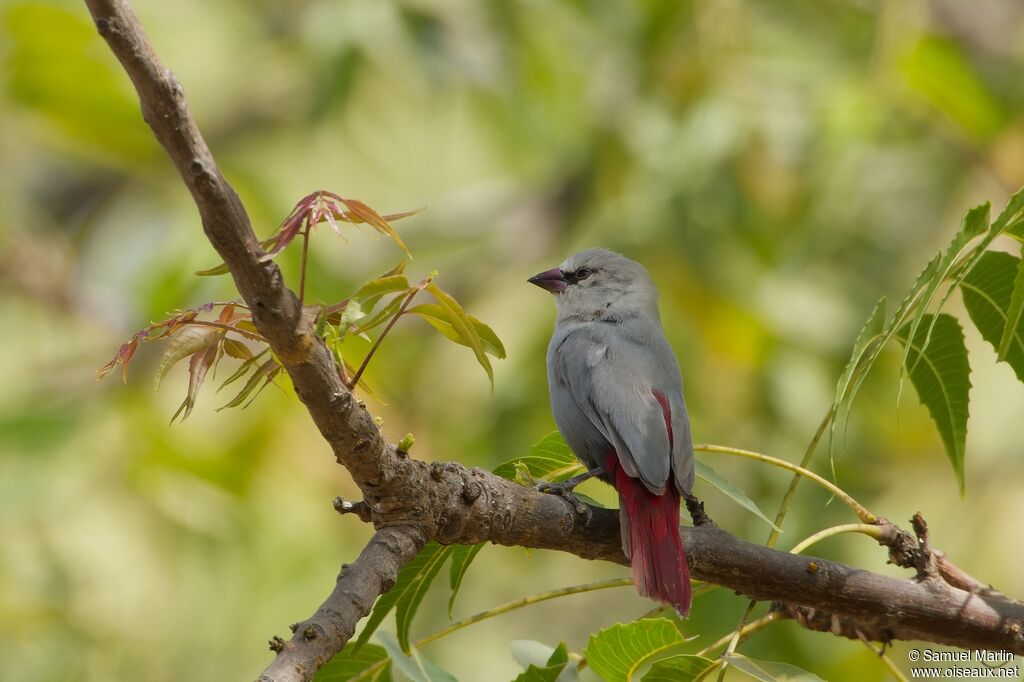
529;248;694;616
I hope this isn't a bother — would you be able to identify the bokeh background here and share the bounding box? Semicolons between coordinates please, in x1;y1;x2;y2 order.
3;0;1024;680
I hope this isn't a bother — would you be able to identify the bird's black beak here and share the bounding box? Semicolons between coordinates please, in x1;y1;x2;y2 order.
528;268;567;293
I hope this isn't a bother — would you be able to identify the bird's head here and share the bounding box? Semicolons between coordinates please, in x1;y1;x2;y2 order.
528;248;659;322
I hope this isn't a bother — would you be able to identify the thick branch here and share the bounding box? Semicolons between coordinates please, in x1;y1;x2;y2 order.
82;3;1024;681
259;526;425;682
448;474;1024;654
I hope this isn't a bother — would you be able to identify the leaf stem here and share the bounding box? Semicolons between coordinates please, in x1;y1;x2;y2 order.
695;611;782;658
348;288;421;389
298;226;311;306
694;442;876;524
716;600;758;682
766;408;835;547
788;523;886;555
417;578;633;649
177;320;265;342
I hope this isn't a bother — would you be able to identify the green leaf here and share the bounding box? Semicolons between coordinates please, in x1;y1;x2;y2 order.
723;653;824;682
510;642;575;682
829;297;887;470
354;276;412;311
407;304;507;358
353;294;409;335
641;655;715;682
899;203;988;383
339;300;365;330
195;262;231;276
834;297;887;408
493;432;583;482
217;357;281;410
222;338;253;360
448;543;484;618
585;618;685;682
425;283;494;387
380;260;409;278
826;253;941;424
994;186;1024;234
313;643;392;682
217;348;270;392
355;542;454;654
378;632;457;682
510;640;560;670
694;461;779;531
997;252;1024;364
962;252;1024;382
896;314;971;494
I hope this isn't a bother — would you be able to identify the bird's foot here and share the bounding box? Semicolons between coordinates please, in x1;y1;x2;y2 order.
684;492;714;527
536;480;591;518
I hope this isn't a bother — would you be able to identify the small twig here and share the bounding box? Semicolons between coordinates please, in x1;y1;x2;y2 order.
333;496;372;523
695;611;782;658
298;226;311;305
179;319;266;341
684;492;714;527
911;512;939;579
934;550;1000;596
717;600;758;681
789;524;887;556
347;287;421;389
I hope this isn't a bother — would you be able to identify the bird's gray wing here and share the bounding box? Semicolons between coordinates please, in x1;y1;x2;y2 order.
667;385;695;495
554;323;677;494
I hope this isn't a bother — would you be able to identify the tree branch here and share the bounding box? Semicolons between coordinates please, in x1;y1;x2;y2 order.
81;2;1024;681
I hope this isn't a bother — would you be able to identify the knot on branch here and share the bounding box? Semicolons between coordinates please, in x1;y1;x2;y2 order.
684;493;714;527
333;497;371;522
910;512;939;580
774;603;894;646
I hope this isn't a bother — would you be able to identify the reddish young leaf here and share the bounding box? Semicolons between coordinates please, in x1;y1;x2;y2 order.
338;198;411;255
155;326;222;392
96;330;148;382
216;303;237;324
171;344;219;422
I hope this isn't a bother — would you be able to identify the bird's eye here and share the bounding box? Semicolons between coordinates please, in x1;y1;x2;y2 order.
575;268;593;281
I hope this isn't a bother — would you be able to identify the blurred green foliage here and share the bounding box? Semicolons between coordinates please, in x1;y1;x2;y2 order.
3;0;1024;680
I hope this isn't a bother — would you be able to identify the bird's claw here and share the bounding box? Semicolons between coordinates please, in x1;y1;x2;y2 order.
536;481;591;519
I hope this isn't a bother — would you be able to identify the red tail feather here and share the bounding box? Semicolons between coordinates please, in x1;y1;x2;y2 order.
606;454;691;617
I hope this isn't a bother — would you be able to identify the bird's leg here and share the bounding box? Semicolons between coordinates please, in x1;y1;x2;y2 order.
683;492;714;527
536;467;604;516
